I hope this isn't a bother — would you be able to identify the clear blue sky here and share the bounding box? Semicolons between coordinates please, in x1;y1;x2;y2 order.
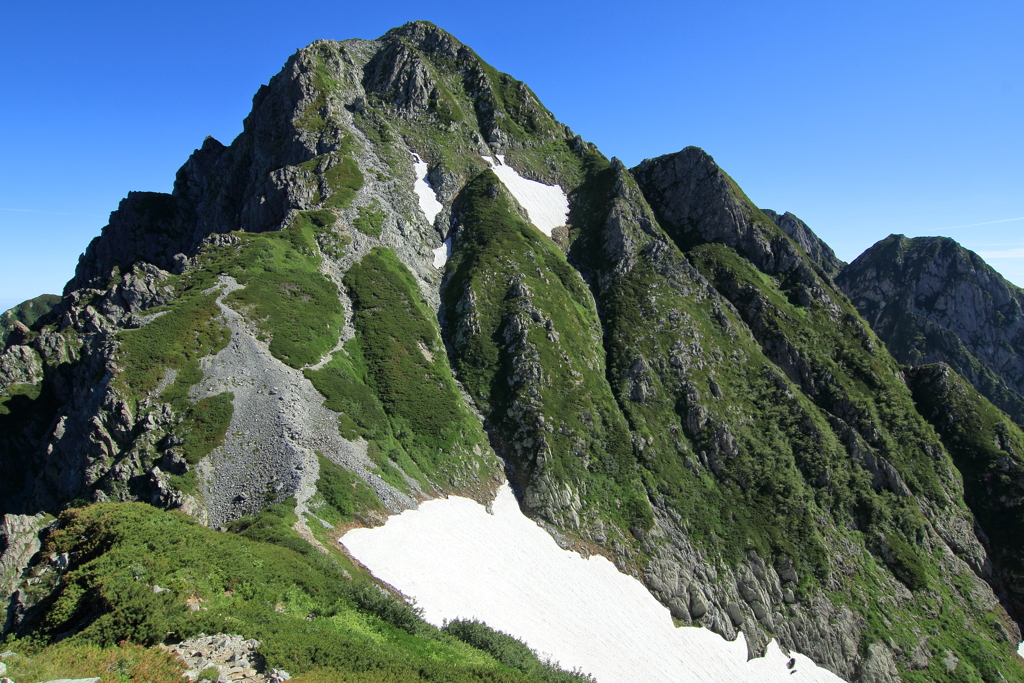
2;0;1022;313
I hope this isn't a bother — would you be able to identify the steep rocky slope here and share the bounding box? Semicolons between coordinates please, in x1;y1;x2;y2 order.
905;363;1024;630
0;294;60;347
837;234;1024;426
760;209;846;279
2;21;1023;683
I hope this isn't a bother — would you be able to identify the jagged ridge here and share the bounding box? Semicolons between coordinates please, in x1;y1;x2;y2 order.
1;20;1023;683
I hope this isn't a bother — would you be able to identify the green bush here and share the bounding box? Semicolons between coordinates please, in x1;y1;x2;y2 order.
315;454;382;519
305;349;389;440
178;393;234;465
325;157;363;209
114;292;230;407
352;202;386;237
343;247;484;478
5;501;586;682
443;619;594;683
222;223;346;369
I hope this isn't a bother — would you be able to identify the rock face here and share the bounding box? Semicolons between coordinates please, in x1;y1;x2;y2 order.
161;633;291;683
0;513;47;600
905;363;1024;633
761;209;845;279
837;234;1024;426
67;192;197;291
2;21;1024;683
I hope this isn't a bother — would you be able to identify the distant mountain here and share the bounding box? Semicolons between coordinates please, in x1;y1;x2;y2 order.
1;21;1023;683
0;293;60;346
837;234;1024;425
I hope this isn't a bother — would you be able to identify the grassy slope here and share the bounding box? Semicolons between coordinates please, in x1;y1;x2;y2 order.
2;500;590;683
307;246;495;491
568;166;838;575
505;151;1024;680
614;167;1023;680
443;169;651;534
0;293;61;344
684;244;1022;682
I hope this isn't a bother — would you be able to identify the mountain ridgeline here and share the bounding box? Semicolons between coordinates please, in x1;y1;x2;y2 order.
838;234;1024;426
1;21;1023;683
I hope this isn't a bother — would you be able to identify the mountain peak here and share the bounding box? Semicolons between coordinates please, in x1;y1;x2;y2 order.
384;20;463;54
838;233;1024;427
4;22;1024;683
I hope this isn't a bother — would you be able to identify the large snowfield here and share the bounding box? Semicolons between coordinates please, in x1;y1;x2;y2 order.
342;485;845;683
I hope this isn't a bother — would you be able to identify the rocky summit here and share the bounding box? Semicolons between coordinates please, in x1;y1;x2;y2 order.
1;21;1023;683
838;234;1024;426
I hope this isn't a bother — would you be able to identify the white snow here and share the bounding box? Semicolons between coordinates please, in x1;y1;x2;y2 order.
341;485;844;683
432;236;452;269
412;153;443;225
482;155;569;237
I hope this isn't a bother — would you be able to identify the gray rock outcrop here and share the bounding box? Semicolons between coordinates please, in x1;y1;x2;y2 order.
161;633;290;683
761;209;846;279
838;234;1024;425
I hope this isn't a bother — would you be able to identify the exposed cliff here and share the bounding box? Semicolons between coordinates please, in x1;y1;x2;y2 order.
837;234;1024;427
906;363;1024;631
761;209;845;279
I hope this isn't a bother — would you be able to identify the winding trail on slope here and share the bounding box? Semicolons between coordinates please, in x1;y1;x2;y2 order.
191;276;418;531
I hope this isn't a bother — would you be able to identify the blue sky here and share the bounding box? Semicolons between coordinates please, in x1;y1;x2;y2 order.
2;0;1022;312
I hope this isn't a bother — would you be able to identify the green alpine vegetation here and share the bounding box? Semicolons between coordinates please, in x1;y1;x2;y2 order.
0;293;61;345
221;220;345;370
615;147;1024;680
568;164;837;575
311;453;383;523
337;246;493;489
4;20;1024;683
113;283;230;409
1;500;591;683
444;169;653;535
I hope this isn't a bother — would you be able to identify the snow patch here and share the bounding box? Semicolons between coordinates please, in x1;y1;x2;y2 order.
412;153;443;225
481;155;569;237
432;236;452;269
342;485;843;683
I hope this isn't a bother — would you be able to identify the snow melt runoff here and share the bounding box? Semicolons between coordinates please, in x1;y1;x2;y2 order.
342;485;844;683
